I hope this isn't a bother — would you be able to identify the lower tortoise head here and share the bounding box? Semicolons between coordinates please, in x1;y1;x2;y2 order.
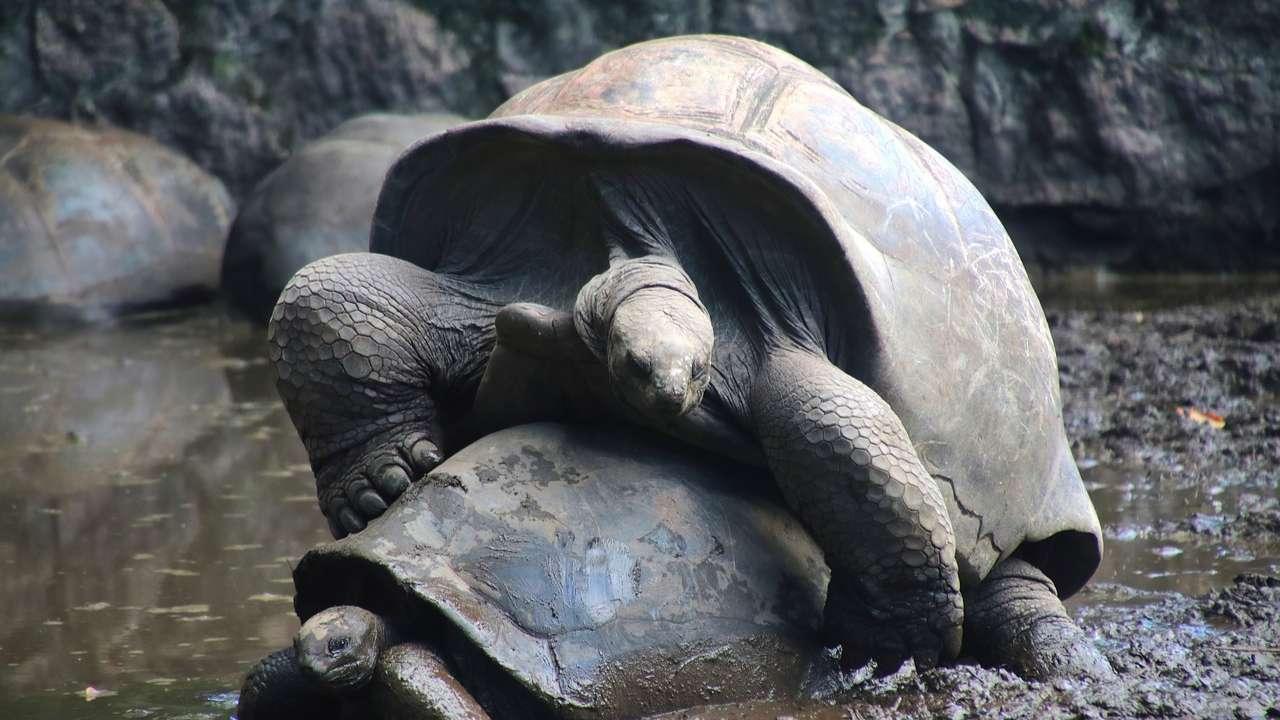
295;605;387;692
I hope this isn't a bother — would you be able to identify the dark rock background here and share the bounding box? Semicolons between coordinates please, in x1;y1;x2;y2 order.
3;0;1276;271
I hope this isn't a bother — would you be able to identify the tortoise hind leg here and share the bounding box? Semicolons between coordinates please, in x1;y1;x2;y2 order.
750;347;963;671
268;253;499;537
963;557;1115;680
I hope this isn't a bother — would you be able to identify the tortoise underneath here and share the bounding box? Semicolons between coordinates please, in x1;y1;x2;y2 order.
239;424;1110;719
266;34;1109;676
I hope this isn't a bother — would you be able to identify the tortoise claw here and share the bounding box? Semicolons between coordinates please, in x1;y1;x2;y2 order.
355;488;389;517
374;463;411;498
327;513;347;540
317;430;447;539
405;436;443;474
337;506;367;534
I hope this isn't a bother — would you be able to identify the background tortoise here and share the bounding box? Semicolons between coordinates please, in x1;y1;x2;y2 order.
240;423;832;719
267;35;1107;671
0;115;233;317
221;113;465;322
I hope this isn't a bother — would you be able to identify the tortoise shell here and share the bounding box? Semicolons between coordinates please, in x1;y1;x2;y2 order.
292;423;829;718
222;113;464;321
0;116;232;315
370;35;1102;596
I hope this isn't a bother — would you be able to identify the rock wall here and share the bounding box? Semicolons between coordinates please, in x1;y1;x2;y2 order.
3;0;1276;271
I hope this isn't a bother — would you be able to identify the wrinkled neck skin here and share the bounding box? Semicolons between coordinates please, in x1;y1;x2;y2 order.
576;256;714;421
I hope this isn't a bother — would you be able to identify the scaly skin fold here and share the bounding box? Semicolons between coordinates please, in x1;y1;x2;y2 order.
238;647;340;720
964;557;1116;680
267;252;498;537
751;347;964;670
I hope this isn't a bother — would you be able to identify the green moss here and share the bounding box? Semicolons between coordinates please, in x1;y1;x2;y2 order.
1074;21;1109;58
210;50;240;85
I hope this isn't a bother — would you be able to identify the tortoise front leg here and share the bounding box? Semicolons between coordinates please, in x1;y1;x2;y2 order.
268;252;498;537
751;347;963;670
964;557;1115;680
366;644;492;720
239;647;341;720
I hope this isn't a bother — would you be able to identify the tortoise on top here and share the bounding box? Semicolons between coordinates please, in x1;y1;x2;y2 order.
268;34;1106;672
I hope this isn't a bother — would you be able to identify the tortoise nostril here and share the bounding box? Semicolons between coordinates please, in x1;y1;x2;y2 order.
653;392;684;415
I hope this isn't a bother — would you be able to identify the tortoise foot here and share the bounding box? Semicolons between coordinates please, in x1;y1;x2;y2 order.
825;573;964;673
268;253;495;539
964;557;1116;681
319;429;443;538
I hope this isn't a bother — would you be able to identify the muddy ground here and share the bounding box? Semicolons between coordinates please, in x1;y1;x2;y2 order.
656;292;1280;719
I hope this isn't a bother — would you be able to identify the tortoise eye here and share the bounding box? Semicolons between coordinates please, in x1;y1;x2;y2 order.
327;636;350;656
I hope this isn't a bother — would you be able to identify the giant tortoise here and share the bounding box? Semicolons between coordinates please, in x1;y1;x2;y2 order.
0;115;233;317
266;35;1108;673
221;113;465;322
239;422;832;719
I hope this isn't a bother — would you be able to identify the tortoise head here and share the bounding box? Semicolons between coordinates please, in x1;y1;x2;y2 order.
294;606;388;693
607;287;714;420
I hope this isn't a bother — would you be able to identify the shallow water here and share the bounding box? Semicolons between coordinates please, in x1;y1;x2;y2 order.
0;295;1274;718
1078;463;1279;601
0;307;327;717
1031;270;1280;311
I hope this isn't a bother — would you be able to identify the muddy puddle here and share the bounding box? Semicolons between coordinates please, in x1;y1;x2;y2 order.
0;277;1277;718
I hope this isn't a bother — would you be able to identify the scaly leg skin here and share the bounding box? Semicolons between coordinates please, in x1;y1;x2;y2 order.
964;557;1116;680
365;644;492;720
268;253;498;537
751;348;964;671
238;647;341;720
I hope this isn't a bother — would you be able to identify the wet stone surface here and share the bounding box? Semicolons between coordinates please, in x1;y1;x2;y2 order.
0;281;1278;718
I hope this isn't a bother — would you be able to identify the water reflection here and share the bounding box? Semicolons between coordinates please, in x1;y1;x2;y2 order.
1079;462;1279;601
1031;270;1280;311
0;307;328;714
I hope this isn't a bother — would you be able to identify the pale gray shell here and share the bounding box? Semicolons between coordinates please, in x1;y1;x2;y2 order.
0;116;232;315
